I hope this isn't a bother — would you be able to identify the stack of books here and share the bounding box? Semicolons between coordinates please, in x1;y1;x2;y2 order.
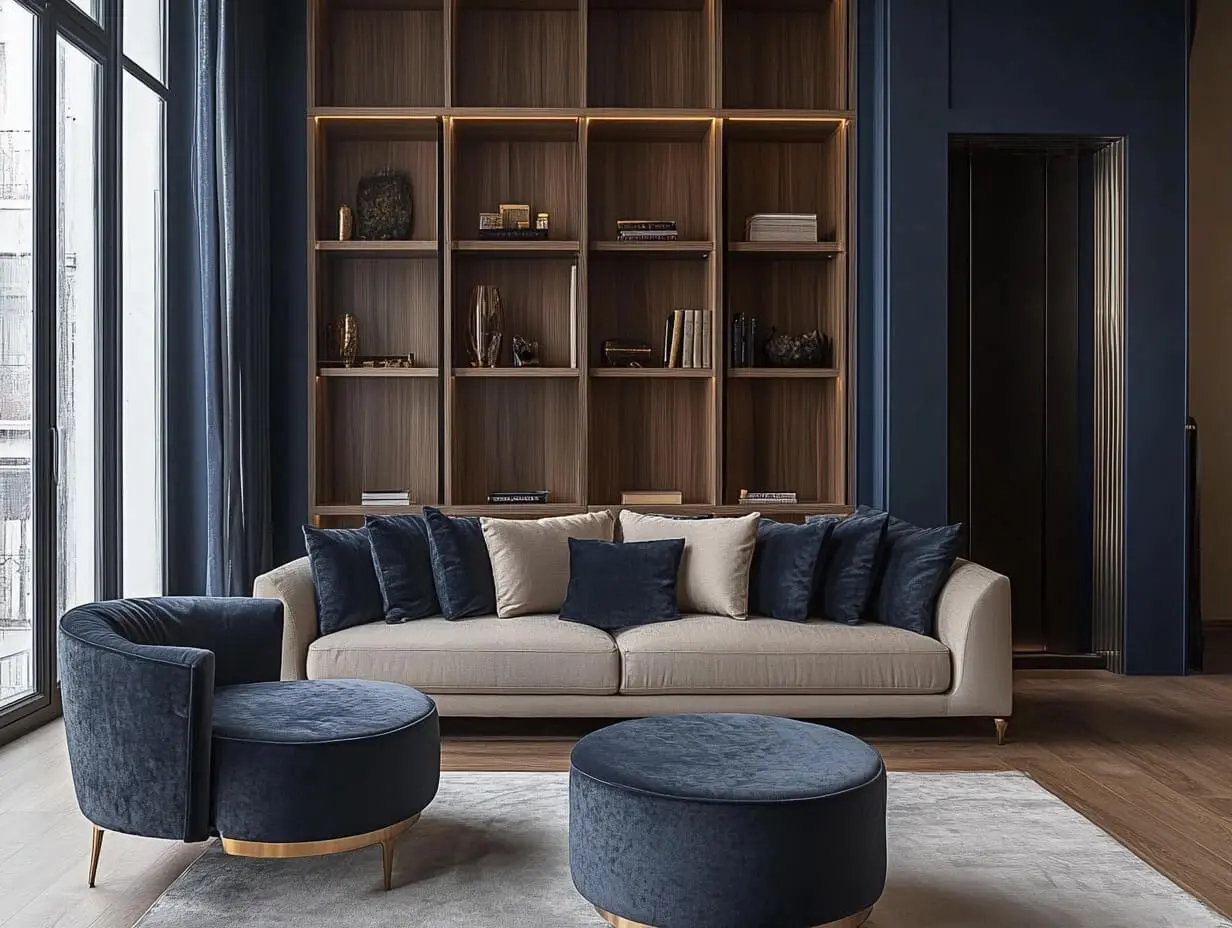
664;309;712;369
617;220;678;242
739;490;799;505
745;213;818;243
621;490;684;505
488;491;548;504
361;489;411;507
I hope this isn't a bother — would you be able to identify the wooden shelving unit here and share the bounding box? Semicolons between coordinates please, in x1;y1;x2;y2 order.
307;0;853;525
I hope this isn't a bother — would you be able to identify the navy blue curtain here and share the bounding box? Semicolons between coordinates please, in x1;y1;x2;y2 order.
182;0;273;595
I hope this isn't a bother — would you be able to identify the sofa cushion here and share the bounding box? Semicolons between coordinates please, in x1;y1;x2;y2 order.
808;510;889;625
618;510;760;618
614;615;951;695
306;615;620;695
560;538;685;630
366;514;440;623
422;507;497;619
749;519;834;621
876;521;963;637
481;511;614;617
301;526;383;635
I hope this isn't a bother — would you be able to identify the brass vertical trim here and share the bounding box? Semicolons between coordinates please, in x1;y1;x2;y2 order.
1092;140;1126;673
87;827;104;888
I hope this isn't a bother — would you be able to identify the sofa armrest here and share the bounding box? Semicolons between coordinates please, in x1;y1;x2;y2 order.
935;559;1013;718
253;557;319;680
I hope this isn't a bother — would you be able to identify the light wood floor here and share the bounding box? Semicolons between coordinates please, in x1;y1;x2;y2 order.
2;671;1230;927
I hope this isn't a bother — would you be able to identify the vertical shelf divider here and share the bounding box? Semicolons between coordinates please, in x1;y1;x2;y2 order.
578;115;591;506
442;115;456;505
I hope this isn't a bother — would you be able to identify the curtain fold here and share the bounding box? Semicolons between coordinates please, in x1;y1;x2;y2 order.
191;0;273;596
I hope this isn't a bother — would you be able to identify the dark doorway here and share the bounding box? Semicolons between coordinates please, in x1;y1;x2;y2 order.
948;138;1100;657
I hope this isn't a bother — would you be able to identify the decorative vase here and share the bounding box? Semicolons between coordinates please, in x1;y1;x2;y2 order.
467;286;504;368
335;313;359;367
355;170;413;240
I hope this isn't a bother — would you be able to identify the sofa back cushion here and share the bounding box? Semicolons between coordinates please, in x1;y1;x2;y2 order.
422;508;497;620
480;511;615;617
874;519;963;637
619;510;760;618
560;538;685;631
749;519;834;621
807;511;889;625
366;515;440;623
302;526;384;635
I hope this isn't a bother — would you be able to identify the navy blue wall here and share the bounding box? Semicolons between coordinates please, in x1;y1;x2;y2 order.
858;0;1190;672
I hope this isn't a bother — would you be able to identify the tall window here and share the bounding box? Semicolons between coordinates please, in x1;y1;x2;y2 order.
0;0;167;734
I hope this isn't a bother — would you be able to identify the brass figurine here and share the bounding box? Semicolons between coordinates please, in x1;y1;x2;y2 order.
338;204;354;242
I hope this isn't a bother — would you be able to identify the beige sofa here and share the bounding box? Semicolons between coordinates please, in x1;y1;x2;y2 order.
253;556;1012;732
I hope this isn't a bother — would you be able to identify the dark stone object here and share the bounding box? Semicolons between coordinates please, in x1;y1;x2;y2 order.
511;335;541;367
569;714;887;928
57;598;441;847
763;329;833;367
355;170;413;241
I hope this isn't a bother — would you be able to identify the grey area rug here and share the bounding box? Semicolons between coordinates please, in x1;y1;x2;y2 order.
136;771;1230;928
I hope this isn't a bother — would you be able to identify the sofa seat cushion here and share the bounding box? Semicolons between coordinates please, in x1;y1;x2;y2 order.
306;615;620;695
614;616;951;695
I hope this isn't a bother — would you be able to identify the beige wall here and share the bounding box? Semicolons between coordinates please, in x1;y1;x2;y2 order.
1190;1;1232;623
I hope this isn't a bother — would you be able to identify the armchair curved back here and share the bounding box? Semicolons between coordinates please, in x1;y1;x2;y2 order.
58;597;283;842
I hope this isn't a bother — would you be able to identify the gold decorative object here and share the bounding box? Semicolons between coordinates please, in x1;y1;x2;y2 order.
536;212;550;232
335;313;359;367
358;354;415;369
499;203;531;230
994;717;1009;746
597;906;872;928
479;212;502;231
220;813;420;892
467;285;504;368
338;205;354;241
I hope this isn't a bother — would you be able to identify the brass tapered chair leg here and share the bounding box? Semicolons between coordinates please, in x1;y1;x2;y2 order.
994;717;1009;746
88;827;104;888
380;836;394;891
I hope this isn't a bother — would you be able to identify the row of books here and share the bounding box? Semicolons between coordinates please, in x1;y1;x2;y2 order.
356;490;801;508
617;219;678;242
663;309;713;369
487;491;548;504
739;490;799;505
360;490;412;507
621;490;684;505
746;213;817;243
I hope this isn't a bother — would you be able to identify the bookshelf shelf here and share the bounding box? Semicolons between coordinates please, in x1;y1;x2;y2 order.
307;0;852;523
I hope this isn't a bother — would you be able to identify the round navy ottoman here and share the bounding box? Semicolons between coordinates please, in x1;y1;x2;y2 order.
210;679;440;890
569;714;886;928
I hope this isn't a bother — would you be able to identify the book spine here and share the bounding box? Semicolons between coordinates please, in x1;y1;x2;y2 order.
663;315;673;366
682;311;695;368
691;311;702;369
701;311;712;369
669;310;684;367
616;221;677;232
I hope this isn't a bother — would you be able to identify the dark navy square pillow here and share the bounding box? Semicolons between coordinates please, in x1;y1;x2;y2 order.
422;507;497;619
875;521;963;637
302;526;384;636
749;519;834;621
365;515;440;623
560;538;684;631
807;510;889;624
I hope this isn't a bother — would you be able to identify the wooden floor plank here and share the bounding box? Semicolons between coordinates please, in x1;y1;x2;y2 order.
1;671;1230;927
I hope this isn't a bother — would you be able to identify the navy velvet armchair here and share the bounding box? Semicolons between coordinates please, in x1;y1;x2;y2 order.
58;597;285;885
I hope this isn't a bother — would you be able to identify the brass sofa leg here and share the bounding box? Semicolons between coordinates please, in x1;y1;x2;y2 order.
994;718;1009;746
381;835;395;891
88;827;104;888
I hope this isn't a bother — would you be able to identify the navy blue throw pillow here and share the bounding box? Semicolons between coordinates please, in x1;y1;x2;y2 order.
749;519;834;621
875;521;963;637
807;510;889;624
560;538;684;631
302;526;384;636
366;515;440;623
421;507;497;619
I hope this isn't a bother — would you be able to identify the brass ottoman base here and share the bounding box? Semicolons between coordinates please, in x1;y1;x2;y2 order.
219;813;420;891
597;904;873;928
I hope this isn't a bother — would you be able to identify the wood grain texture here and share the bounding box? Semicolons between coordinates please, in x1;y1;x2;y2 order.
587;255;710;369
319;378;440;506
454;5;581;107
725;378;840;504
323;256;441;366
587;5;709;109
725;132;844;243
322;7;445;108
725;256;843;360
722;0;846;111
8;672;1232;925
588;378;713;504
451;257;577;368
451;378;581;504
320;122;439;242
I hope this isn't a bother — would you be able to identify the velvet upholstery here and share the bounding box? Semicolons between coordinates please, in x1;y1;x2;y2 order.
569;714;887;928
749;519;833;621
422;507;497;619
211;680;440;842
560;538;684;631
875;522;964;637
808;511;889;624
302;526;384;634
59;598;284;842
365;515;440;623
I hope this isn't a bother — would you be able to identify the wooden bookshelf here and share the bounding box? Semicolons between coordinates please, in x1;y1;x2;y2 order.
307;0;853;524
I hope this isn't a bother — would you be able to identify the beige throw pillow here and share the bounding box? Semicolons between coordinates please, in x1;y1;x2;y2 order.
618;511;760;618
481;511;615;617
